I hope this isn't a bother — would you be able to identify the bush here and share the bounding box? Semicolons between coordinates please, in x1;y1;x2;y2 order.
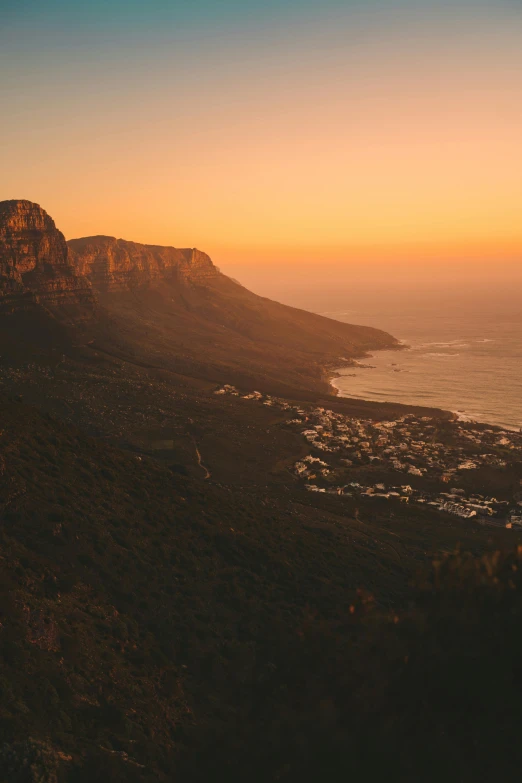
178;547;522;782
0;738;71;783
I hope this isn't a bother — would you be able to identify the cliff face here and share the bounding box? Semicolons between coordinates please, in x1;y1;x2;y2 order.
0;200;220;312
67;236;219;292
0;200;95;312
0;199;399;395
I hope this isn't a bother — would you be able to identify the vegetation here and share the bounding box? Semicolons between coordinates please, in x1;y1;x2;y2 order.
0;738;71;783
179;546;522;781
0;398;521;780
2;200;521;780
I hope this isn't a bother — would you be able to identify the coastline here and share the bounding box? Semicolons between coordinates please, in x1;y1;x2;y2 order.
329;350;520;433
323;337;405;397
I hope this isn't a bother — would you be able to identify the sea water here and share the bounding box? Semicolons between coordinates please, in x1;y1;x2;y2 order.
325;284;521;431
227;270;522;431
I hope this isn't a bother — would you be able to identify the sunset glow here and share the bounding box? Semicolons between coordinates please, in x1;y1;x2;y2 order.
2;0;521;267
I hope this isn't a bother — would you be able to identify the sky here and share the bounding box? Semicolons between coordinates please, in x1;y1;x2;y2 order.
1;0;521;275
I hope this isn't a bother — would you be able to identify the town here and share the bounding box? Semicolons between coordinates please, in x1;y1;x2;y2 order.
215;385;522;528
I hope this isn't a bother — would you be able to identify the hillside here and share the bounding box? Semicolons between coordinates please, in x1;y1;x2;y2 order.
2;199;521;782
0;199;399;396
0;398;520;782
66;233;397;394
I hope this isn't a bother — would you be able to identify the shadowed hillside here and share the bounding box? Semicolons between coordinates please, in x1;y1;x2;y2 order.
67;233;398;394
0;403;520;783
0;199;399;396
1;200;520;782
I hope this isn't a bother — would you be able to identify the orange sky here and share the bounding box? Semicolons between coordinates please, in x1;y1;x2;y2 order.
2;1;521;269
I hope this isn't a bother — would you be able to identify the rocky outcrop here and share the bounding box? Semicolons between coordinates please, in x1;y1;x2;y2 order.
0;200;95;313
0;200;219;313
67;236;219;292
0;200;399;395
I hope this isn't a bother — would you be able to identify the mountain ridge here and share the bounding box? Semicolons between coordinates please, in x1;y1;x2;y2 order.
1;202;521;783
67;235;218;291
0;199;399;395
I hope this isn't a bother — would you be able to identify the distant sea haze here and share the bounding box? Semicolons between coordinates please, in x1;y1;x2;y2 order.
231;273;522;432
328;285;522;431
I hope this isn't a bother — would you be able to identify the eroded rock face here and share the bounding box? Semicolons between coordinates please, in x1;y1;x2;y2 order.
67;236;219;292
0;200;95;312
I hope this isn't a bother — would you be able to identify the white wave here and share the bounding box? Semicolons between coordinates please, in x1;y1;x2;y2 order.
414;340;469;350
425;352;460;357
453;411;477;423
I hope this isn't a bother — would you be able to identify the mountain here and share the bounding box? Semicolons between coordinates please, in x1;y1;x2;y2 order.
67;236;218;290
0;200;94;314
1;199;522;782
66;232;398;394
0;199;399;395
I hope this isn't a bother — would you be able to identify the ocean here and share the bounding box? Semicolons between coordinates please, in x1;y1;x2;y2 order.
226;270;522;431
322;283;522;431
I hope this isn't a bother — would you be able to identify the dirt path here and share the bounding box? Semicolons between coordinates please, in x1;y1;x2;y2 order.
192;438;211;479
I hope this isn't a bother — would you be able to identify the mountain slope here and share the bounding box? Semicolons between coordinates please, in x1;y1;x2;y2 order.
67;233;398;394
2;201;522;782
0;398;517;782
0;199;398;395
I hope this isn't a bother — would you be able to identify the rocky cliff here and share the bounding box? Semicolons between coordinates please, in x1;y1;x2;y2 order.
67;236;219;291
0;199;399;394
0;200;95;312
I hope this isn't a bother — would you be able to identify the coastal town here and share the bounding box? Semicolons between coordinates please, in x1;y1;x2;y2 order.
215;384;522;528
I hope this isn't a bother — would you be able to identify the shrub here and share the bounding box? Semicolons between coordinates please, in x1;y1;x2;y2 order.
0;738;71;783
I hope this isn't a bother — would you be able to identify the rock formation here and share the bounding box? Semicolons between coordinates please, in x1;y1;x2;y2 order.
67;236;219;292
0;199;399;393
0;200;95;312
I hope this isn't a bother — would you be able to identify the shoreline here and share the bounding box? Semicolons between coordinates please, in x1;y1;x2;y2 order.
323;338;405;397
328;351;521;434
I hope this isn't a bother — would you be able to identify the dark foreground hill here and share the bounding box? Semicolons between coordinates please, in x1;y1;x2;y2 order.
1;399;521;782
